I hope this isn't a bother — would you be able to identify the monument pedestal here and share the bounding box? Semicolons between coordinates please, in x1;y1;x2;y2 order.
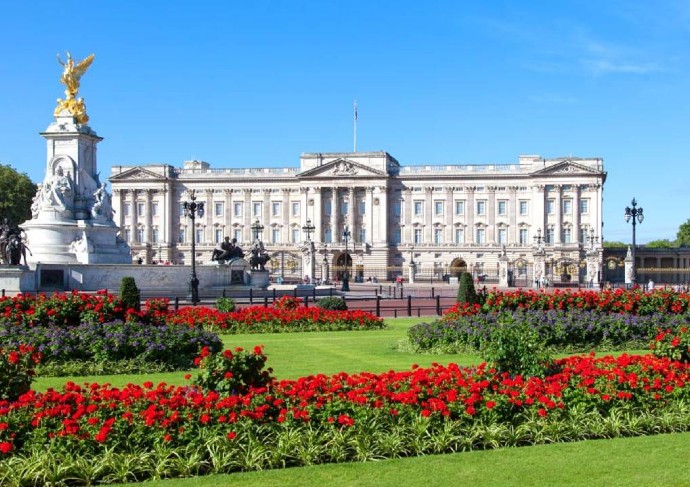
247;270;270;289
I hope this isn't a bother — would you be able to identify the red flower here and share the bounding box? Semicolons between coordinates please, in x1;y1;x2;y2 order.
0;442;13;454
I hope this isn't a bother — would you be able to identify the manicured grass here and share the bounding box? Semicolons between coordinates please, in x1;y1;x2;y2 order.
113;432;690;487
33;317;479;391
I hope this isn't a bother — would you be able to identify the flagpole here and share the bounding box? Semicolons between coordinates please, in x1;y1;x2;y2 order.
353;99;358;153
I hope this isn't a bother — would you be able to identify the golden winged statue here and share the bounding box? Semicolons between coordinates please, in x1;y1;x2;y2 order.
54;51;95;124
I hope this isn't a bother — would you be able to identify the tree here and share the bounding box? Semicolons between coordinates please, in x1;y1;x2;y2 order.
645;239;677;248
0;164;37;226
457;272;479;305
602;241;627;248
677;219;690;247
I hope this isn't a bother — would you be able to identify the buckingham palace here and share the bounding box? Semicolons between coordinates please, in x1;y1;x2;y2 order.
109;151;606;285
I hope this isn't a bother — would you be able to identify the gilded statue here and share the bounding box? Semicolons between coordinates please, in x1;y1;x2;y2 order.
54;51;95;124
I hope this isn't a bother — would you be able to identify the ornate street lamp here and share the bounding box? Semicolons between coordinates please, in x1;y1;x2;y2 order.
251;219;264;242
586;227;598;250
302;218;315;242
183;189;204;305
341;225;351;292
624;198;644;284
533;227;544;250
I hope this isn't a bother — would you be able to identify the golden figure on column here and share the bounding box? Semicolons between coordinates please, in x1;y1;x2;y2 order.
54;51;95;124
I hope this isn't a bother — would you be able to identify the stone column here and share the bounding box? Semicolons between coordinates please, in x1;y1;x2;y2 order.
377;186;389;244
262;189;270;236
554;185;562;244
508;186;518;243
224;189;233;238
313;187;323;243
365;186;374;244
330;187;338;243
348;186;355;235
498;253;510;287
487;186;496;244
445;187;454;243
282;189;290;243
243;189;252;244
129;190;138;244
403;188;412;244
572;185;581;244
466;187;475;243
145;189;153;243
424;187;433;243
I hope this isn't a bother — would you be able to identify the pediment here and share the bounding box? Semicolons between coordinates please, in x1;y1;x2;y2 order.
109;167;166;181
299;158;387;178
531;160;603;176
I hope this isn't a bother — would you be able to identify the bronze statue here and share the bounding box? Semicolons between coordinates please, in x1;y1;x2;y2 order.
249;241;270;271
54;51;95;124
0;219;31;266
211;237;244;263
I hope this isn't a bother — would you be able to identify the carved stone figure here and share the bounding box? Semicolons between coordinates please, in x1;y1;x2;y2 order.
4;234;31;266
91;182;113;220
42;167;74;212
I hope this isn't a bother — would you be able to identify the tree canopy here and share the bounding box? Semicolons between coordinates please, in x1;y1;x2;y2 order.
0;164;37;227
677;219;690;247
645;239;677;248
602;240;627;248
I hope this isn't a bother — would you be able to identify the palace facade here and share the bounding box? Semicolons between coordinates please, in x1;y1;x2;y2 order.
109;151;606;284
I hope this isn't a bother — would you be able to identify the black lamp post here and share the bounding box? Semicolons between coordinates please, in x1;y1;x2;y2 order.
586;228;598;249
341;225;351;292
624;198;644;284
251;219;264;242
183;189;204;305
302;218;315;242
533;227;544;249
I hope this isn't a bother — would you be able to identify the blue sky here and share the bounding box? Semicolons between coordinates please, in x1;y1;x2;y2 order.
1;0;689;243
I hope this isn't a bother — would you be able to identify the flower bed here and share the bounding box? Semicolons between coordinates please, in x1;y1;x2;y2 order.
0;320;223;374
1;353;690;483
409;309;690;353
445;288;690;320
167;296;385;333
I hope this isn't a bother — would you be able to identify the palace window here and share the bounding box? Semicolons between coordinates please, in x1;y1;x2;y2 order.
272;228;281;243
137;203;145;216
545;227;555;244
291;202;300;217
434;228;443;244
519;200;528;215
497;200;507;216
562;199;572;215
476;228;485;244
476;200;486;216
215;202;224;217
324;227;332;243
454;227;464;244
580;199;589;214
124;203;131;217
434;201;444;216
414;228;423;244
137;228;145;243
341;201;349;215
393;200;402;217
359;227;366;243
546;199;555;214
233;228;242;242
252;202;261;217
272;202;281;217
359;201;366;215
178;228;185;244
215;228;223;244
233;202;243;217
152;228;159;244
455;200;465;215
519;228;528;245
292;228;300;243
414;201;423;216
152;202;159;217
196;228;204;244
392;227;402;244
562;227;572;243
497;228;507;244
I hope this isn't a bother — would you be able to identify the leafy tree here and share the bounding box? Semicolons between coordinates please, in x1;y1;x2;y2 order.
0;164;37;226
602;240;627;248
119;277;141;311
677;219;690;247
645;239;677;248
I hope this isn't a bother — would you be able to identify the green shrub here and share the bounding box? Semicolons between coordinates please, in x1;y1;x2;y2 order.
216;297;236;313
119;276;141;312
457;272;479;305
480;313;555;377
0;345;41;401
317;296;348;310
651;327;690;362
192;345;273;395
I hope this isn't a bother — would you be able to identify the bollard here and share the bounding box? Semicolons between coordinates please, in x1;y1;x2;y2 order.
376;295;381;317
407;295;412;316
436;294;441;315
329;287;333;297
293;287;297;298
249;288;253;304
272;289;277;301
312;287;316;300
174;297;179;311
1;289;4;298
222;288;226;298
304;295;309;308
431;287;435;298
394;309;398;318
418;308;421;317
264;296;269;308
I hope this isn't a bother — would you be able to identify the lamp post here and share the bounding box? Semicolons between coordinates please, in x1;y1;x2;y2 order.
251;219;264;242
586;228;598;250
624;198;644;284
183;189;204;305
302;218;315;242
533;227;544;250
341;225;351;292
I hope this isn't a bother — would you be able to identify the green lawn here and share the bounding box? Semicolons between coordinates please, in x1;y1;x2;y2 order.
33;318;480;391
116;432;690;487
